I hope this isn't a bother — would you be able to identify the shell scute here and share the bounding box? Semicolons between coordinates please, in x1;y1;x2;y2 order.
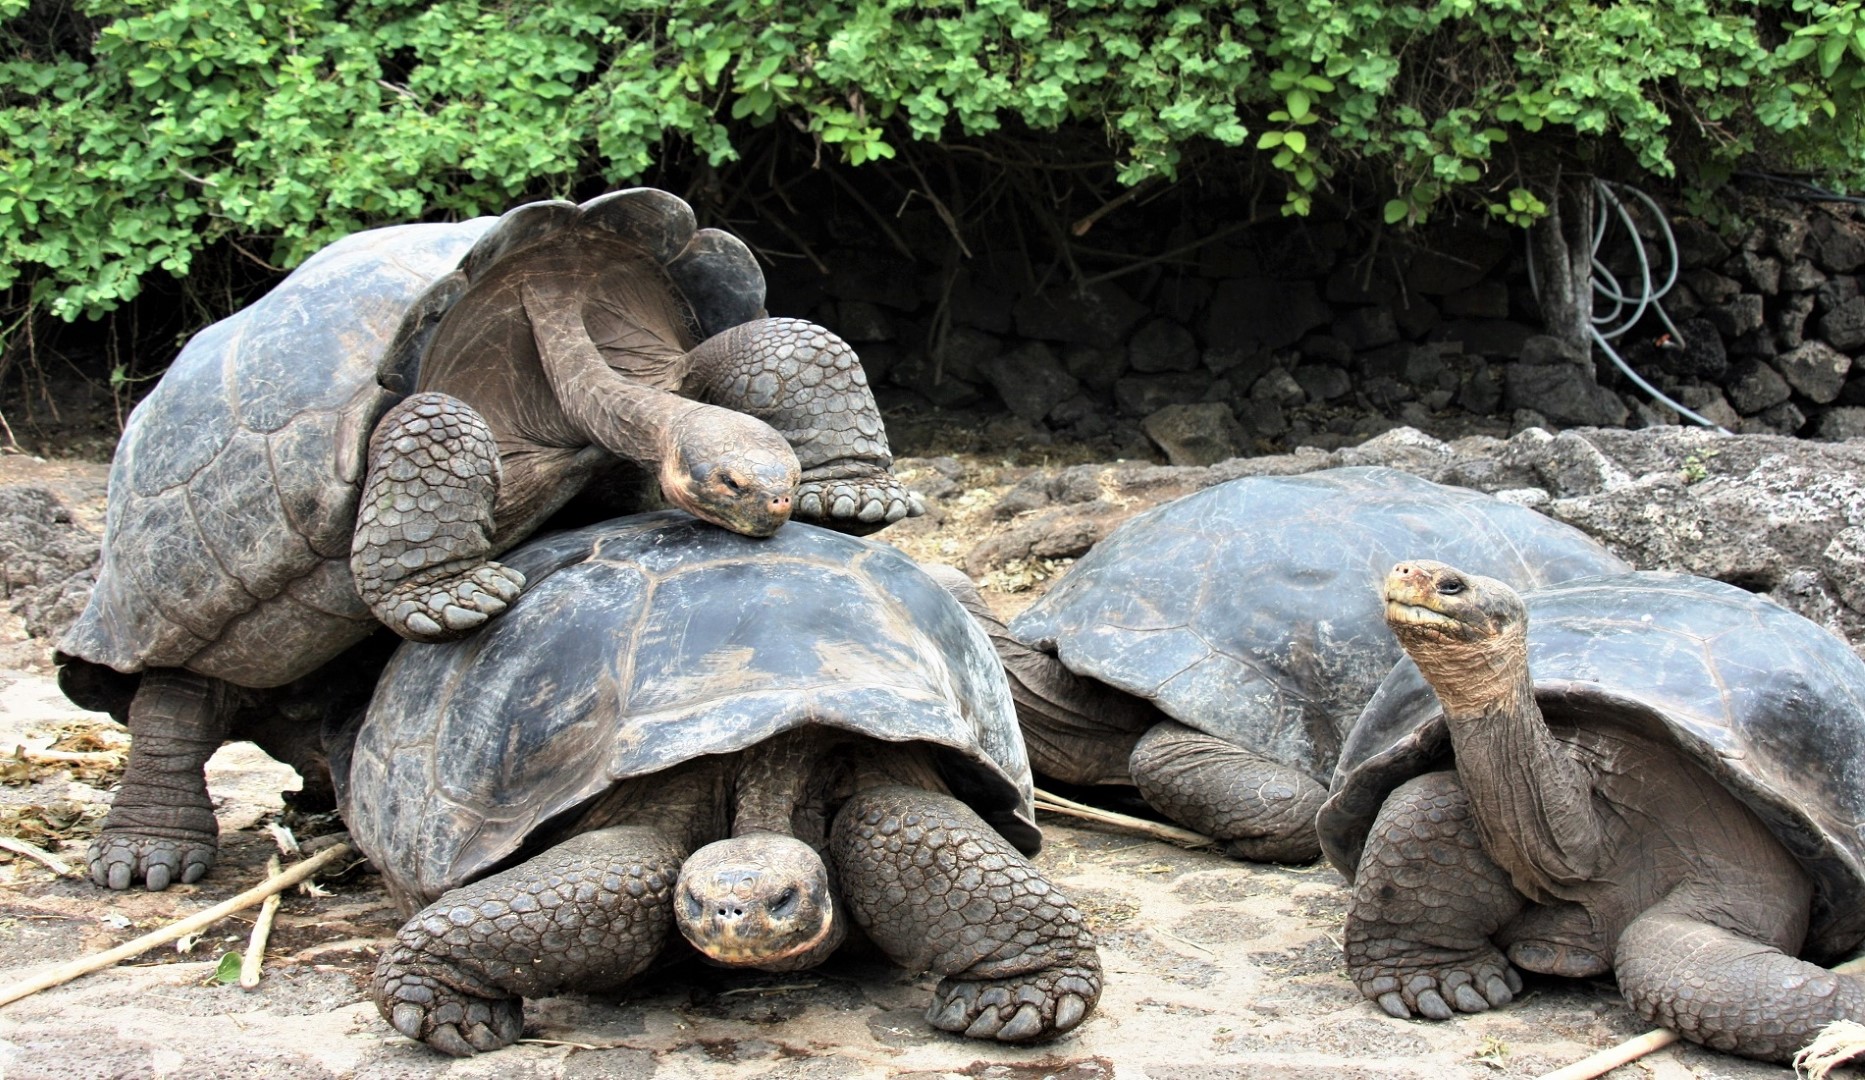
347;513;1032;906
1010;466;1630;779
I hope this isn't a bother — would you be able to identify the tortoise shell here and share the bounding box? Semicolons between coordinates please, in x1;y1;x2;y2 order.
58;218;494;690
1319;570;1865;960
59;189;764;696
341;512;1036;907
1009;466;1630;782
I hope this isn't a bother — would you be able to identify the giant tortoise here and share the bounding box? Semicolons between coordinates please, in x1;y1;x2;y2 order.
962;466;1629;862
336;511;1100;1055
1318;562;1865;1063
58;188;920;890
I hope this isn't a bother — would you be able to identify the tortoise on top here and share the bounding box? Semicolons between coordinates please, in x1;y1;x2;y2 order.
338;512;1100;1055
59;188;922;890
961;466;1628;862
1318;563;1865;1063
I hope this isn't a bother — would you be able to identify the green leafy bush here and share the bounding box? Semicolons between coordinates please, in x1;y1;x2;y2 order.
3;0;1860;324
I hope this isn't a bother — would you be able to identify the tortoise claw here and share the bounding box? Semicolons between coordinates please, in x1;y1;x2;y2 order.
927;966;1099;1042
89;827;216;892
380;562;526;643
794;476;925;537
379;970;523;1056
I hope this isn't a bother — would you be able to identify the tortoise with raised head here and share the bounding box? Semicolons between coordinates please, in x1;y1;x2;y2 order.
968;466;1628;862
59;188;921;890
1318;562;1865;1063
337;511;1101;1056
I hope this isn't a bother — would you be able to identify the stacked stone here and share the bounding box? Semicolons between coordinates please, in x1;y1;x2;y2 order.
1643;207;1865;440
768;200;1865;463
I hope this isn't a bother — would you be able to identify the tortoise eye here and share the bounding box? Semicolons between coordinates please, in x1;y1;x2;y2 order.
1437;577;1466;596
718;471;744;494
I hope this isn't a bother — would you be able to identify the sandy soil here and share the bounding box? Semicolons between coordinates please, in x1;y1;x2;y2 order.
0;453;1824;1080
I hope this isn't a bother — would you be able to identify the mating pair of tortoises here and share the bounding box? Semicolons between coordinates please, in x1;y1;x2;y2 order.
54;189;1096;1050
55;187;1864;1062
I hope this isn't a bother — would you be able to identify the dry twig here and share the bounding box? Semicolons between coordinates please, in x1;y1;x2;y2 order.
0;836;72;877
1536;954;1865;1080
1033;788;1215;849
238;856;284;989
0;842;351;1008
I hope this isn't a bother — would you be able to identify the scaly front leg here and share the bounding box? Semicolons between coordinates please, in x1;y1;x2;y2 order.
682;318;923;534
351;393;524;642
374;826;683;1057
831;785;1101;1042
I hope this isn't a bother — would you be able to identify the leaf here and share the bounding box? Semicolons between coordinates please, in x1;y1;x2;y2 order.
1256;130;1284;149
1284;130;1307;154
1821;34;1847;77
1384;199;1408;224
213;952;242;984
1287;88;1312;120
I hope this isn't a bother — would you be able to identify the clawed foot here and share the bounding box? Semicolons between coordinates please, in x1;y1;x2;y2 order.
1355;948;1522;1020
89;827;216;891
378;563;525;642
927;966;1100;1042
795;476;925;536
377;968;524;1057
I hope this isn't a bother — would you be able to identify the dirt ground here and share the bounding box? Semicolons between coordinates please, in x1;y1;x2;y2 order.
0;450;1835;1080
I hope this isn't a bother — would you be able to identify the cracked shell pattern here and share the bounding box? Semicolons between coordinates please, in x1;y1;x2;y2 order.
58;219;493;685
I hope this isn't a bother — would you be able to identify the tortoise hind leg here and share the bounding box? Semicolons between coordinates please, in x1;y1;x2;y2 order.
1615;876;1865;1062
1129;721;1328;863
374;825;683;1057
91;670;232;891
1344;771;1526;1019
350;393;525;642
681;318;923;534
830;785;1101;1042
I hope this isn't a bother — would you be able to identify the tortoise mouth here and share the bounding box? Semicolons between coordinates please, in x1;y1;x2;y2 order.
683;903;837;967
1385;600;1459;631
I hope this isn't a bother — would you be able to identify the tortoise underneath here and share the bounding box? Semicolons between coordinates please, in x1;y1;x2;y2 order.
1319;561;1865;1063
335;512;1101;1054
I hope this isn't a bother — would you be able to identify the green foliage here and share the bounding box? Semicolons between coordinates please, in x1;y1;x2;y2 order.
4;0;1863;321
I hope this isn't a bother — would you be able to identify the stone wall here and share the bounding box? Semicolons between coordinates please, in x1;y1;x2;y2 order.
762;196;1865;463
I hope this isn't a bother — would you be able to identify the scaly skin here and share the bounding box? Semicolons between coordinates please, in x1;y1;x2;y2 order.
1344;771;1524;1020
350;392;523;643
89;670;231;891
831;784;1101;1042
1359;559;1865;1063
373;826;683;1057
1617;897;1865;1062
1128;721;1328;864
681;318;923;534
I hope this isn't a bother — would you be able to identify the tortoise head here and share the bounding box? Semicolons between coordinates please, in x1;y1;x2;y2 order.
675;834;840;969
1383;560;1529;714
659;406;800;537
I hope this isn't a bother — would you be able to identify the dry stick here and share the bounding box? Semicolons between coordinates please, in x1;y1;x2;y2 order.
0;836;72;877
238;855;283;990
0;842;351;1008
1535;954;1865;1080
1033;787;1216;849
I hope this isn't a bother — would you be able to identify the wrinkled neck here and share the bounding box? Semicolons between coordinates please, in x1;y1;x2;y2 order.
1424;626;1607;900
731;729;825;839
